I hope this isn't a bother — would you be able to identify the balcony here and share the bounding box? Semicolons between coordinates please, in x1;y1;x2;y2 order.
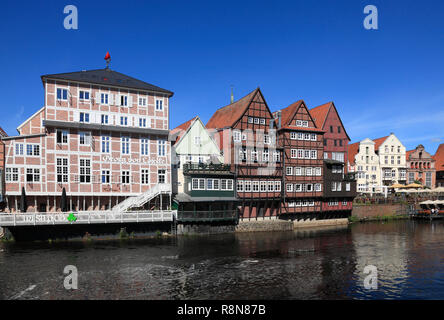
183;163;232;174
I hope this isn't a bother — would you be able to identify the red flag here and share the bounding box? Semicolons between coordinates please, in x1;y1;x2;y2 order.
104;52;111;60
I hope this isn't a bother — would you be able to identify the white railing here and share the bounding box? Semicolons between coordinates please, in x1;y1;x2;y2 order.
0;210;177;227
112;183;171;212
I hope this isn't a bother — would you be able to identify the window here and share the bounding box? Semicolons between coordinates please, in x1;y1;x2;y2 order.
330;126;333;133
315;167;322;176
194;136;201;145
79;112;90;123
251;150;258;162
332;182;337;192
158;170;166;184
311;134;316;141
304;150;310;159
101;170;111;184
306;184;313;192
139;118;147;128
26;168;40;183
315;184;322;192
268;182;275;192
254;118;259;124
56;130;68;144
264;135;270;144
26;144;40;156
290;132;297;140
294;167;302;176
141;138;149;155
101;93;109;105
311;150;317;159
233;131;241;142
262;150;269;162
306;167;313;176
15;143;24;155
79;159;91;183
286;184;293;192
120;95;128;107
245;181;252;192
101;114;109;124
338;126;341;133
122;171;130;184
57;88;68;101
101;135;110;153
156;99;163;111
121;136;130;154
141;169;150;184
342;201;348;206
5;168;19;182
56;158;68;183
120;116;128;126
260;118;266;125
426;172;432;187
302;121;308;127
346;183;351;191
273;151;280;162
158;140;166;156
291;149;297;158
286;167;293;175
248;117;253;124
192;178;199;190
221;179;233;191
79;90;90;100
304;133;310;141
139;97;147;106
252;181;259;192
237;181;244;192
79;132;91;146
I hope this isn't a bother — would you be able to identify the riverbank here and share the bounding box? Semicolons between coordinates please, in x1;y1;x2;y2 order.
351;203;409;222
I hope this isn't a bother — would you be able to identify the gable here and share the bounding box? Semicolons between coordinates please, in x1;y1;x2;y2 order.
233;89;275;130
175;118;221;156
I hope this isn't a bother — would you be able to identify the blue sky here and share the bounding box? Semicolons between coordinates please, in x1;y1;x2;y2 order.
0;0;443;153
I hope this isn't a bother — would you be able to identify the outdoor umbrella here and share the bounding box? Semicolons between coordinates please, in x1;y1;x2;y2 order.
20;187;27;212
390;183;405;188
406;183;424;189
61;187;68;212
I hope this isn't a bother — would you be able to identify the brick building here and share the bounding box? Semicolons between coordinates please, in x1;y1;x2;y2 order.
2;66;173;213
274;100;324;216
434;144;444;187
406;144;436;187
206;88;283;219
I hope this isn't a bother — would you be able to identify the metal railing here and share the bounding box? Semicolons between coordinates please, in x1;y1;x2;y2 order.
177;210;238;222
183;163;231;173
112;183;171;212
0;210;177;227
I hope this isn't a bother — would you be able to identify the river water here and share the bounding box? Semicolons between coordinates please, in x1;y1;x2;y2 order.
0;220;443;300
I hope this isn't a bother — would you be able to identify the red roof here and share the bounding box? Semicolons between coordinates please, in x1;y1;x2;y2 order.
434;143;444;171
310;102;331;128
0;127;7;137
373;136;389;151
347;141;360;165
310;101;351;141
406;149;415;161
170;116;198;145
275;100;324;133
347;136;389;165
206;88;259;129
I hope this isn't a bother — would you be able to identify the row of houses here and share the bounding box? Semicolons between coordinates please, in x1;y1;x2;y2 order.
1;62;441;219
0;64;357;220
347;134;444;194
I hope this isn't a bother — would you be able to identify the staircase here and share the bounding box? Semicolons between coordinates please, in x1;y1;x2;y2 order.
112;184;171;212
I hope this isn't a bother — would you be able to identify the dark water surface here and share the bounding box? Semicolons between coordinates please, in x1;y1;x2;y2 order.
1;220;444;300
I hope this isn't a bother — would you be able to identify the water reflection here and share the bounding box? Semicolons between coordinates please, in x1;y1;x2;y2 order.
0;220;443;299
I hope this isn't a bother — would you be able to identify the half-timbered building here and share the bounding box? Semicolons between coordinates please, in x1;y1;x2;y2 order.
206;88;283;219
274;101;325;217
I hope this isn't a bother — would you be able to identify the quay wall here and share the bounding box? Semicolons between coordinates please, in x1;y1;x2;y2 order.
177;223;236;235
352;204;407;220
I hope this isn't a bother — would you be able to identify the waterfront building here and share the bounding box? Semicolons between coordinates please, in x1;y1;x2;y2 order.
0;127;8;206
2;64;174;213
174;162;238;224
348;133;406;194
206;88;283;219
434;144;444;187
273;100;325;216
310;102;350;166
406;145;436;187
170;116;223;194
310;102;355;215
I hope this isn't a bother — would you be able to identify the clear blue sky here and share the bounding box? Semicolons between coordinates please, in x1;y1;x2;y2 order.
0;0;443;154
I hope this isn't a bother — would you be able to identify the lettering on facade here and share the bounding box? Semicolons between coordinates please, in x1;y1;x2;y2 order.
102;156;165;165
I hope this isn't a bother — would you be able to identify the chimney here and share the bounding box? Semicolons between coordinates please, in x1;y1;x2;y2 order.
230;85;234;104
277;110;282;129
